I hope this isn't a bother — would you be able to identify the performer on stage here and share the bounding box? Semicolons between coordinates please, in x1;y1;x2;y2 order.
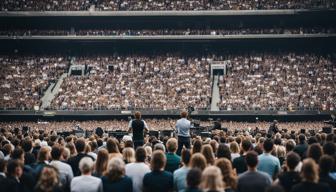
267;120;279;136
175;110;191;155
128;111;149;149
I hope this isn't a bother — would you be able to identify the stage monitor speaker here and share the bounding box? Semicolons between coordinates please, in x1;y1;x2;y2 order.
160;130;174;137
322;127;332;134
108;131;128;139
200;132;211;138
149;131;159;138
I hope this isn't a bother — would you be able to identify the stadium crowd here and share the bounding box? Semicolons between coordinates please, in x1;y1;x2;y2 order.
1;53;335;111
0;118;335;192
1;0;335;11
0;56;69;110
0;120;327;132
51;55;211;110
1;27;335;36
219;53;336;111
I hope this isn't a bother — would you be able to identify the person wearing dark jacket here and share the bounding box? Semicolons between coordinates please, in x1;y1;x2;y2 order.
4;160;24;192
277;152;301;192
67;138;94;176
319;155;336;191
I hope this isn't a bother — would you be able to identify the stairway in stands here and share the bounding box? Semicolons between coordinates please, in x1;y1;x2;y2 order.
210;75;220;111
40;73;68;110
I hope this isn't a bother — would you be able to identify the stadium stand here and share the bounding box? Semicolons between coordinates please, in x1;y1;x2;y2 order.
1;0;335;11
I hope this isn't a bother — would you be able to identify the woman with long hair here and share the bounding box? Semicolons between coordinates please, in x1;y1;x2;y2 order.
35;165;63;192
201;144;215;166
201;166;224;192
215;158;237;192
123;147;136;164
93;149;109;177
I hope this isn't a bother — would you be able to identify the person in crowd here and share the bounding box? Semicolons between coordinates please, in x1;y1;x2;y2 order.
35;165;63;192
201;144;215;166
174;148;191;192
307;143;323;163
268;120;279;136
293;134;308;159
190;153;207;171
215;158;237;191
33;146;50;179
191;139;202;154
217;143;232;160
3;160;24;192
10;147;36;192
50;146;74;191
93;149;109;177
123;147;136;164
106;138;123;159
143;150;174;192
200;166;225;192
185;168;203;192
237;151;272;192
22;138;36;166
70;157;103;192
276;152;301;192
165;138;181;173
128;111;149;149
101;157;133;192
176;111;192;155
291;158;332;192
68;138;94;177
230;142;240;161
125;147;151;192
319;155;336;191
233;139;252;174
257;138;281;179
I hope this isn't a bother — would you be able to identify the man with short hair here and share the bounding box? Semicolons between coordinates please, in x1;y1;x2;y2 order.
237;151;272;192
128;111;149;149
257;138;281;179
71;157;103;192
3;160;24;192
233;139;252;174
50;146;74;191
165;138;181;173
277;152;301;192
125;147;151;192
175;111;191;155
21;138;35;166
68;138;94;176
143;150;174;192
293;134;308;159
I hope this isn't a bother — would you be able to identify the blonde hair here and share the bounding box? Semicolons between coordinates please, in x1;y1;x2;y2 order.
276;145;286;158
105;157;125;181
201;166;224;191
166;138;178;153
123;147;135;164
230;142;240;154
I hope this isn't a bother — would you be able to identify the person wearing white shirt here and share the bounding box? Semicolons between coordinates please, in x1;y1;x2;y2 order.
125;147;150;192
50;146;74;190
71;157;103;192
